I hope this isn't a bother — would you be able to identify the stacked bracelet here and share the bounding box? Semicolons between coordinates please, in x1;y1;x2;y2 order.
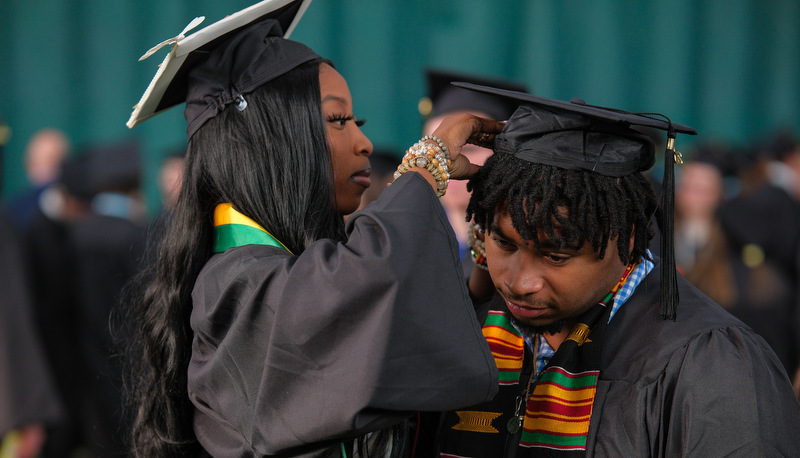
394;135;451;197
468;222;489;270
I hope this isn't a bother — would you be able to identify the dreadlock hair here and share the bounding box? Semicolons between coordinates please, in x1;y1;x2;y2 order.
466;153;658;265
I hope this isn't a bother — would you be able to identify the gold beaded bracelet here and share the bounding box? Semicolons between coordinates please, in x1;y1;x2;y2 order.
393;135;451;197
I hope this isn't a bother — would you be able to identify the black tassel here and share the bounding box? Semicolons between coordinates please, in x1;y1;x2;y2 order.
659;129;679;320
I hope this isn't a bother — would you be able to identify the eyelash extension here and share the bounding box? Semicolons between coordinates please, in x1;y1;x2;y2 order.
327;114;366;127
327;114;351;123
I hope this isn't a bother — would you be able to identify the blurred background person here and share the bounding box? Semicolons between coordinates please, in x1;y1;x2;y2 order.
0;205;64;458
674;141;738;305
20;152;95;457
715;130;800;383
0;117;64;458
419;69;527;274
148;147;186;237
67;138;148;457
19;138;149;456
4;128;69;232
156;148;185;216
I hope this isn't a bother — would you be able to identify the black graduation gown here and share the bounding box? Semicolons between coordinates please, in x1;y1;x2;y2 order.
590;262;800;457
716;183;800;377
188;173;499;457
434;262;800;457
0;211;63;437
21;208;89;455
68;211;148;456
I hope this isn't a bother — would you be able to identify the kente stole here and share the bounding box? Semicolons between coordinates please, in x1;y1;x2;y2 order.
212;203;292;254
481;264;634;455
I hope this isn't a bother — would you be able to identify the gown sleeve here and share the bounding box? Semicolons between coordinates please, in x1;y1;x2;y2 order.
188;172;499;456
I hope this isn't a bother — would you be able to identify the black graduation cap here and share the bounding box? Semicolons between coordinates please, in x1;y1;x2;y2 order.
127;0;316;138
454;81;698;321
81;139;142;195
58;153;96;202
420;69;528;121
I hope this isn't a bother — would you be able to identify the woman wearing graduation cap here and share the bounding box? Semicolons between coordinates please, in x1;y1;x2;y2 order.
125;1;503;457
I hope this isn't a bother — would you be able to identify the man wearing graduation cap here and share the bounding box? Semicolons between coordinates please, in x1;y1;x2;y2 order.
430;84;800;457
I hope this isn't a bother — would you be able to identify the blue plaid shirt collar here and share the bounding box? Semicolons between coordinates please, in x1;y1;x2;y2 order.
609;253;654;321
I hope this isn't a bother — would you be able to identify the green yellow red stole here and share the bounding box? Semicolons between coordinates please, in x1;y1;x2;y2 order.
481;264;634;455
212;203;292;254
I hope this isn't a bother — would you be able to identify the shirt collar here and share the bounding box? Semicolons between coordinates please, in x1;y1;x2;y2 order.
608;251;654;321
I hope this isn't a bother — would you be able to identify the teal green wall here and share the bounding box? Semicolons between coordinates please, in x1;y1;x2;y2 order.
2;0;799;214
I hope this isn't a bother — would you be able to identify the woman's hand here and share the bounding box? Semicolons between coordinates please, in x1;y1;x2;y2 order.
431;114;505;180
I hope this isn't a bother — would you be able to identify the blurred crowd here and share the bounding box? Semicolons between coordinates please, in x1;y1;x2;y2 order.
2;110;800;457
0;127;183;457
665;129;800;395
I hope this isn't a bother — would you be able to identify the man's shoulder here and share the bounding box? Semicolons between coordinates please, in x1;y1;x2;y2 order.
617;261;750;335
603;275;763;379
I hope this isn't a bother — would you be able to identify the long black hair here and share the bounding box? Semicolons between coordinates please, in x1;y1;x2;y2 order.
466;153;658;264
127;57;347;457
